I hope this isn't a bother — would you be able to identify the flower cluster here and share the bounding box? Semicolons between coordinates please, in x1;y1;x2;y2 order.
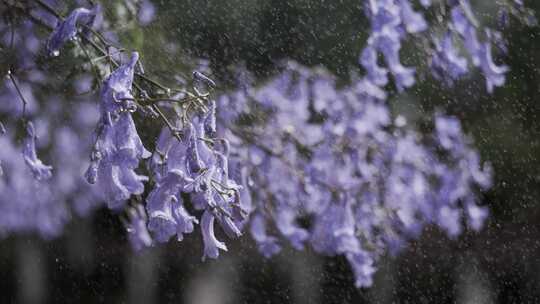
0;9;103;237
216;63;492;286
444;0;509;92
145;109;249;259
0;0;533;288
47;5;100;56
22;121;53;181
360;0;518;93
361;0;427;91
84;52;151;210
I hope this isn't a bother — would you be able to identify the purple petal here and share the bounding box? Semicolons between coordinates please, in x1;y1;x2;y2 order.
22;122;53;181
201;210;227;260
47;7;97;56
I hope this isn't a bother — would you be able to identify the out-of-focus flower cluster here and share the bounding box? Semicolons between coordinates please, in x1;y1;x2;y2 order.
0;0;533;288
217;63;492;286
360;0;529;93
0;2;104;237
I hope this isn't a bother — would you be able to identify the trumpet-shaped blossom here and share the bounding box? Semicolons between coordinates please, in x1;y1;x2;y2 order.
448;0;508;92
126;204;153;251
478;42;509;93
216;64;492;287
0;126;70;239
100;52;140;121
430;33;469;83
85;52;150;209
397;0;427;33
143;101;245;258
146;169;197;242
360;0;426;91
22;121;53;181
250;214;281;258
201;210;228;260
0;0;531;290
88;114;150;209
138;0;156;26
47;6;99;56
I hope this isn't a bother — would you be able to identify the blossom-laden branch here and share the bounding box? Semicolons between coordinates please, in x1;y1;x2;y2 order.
27;0;248;262
0;0;534;288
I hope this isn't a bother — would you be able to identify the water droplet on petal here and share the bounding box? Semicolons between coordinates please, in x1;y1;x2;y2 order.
127;105;137;113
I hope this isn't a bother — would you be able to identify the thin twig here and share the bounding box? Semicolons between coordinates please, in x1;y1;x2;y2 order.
27;0;211;143
151;104;181;140
78;40;102;85
33;0;62;19
7;71;28;122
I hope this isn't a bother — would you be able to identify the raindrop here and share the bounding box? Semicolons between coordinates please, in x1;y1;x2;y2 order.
127;105;138;113
91;150;102;161
142;105;158;118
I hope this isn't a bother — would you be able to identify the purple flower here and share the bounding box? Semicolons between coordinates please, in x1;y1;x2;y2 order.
186;124;204;175
478;42;509;93
430;33;469;83
126;204;153;251
419;0;430;7
148;127;176;182
466;201;488;231
437;206;462;237
214;211;242;238
204;100;217;137
360;46;388;86
95;157;146;209
274;208;309;250
85;52;150;209
100;52;140;121
0;132;68;239
201;210;228;260
448;1;508;92
435;114;463;150
346;251;376;288
397;0;427;34
146;169;197;242
311;203;360;255
226;64;495;288
90;114;150;209
250;214;281;258
378;37;415;91
4;0;522;287
47;6;99;56
142;97;245;258
361;0;417;91
138;0;156;26
451;5;481;65
22;122;52;181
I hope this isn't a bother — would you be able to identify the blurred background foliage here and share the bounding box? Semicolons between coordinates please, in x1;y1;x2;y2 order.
1;0;540;303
